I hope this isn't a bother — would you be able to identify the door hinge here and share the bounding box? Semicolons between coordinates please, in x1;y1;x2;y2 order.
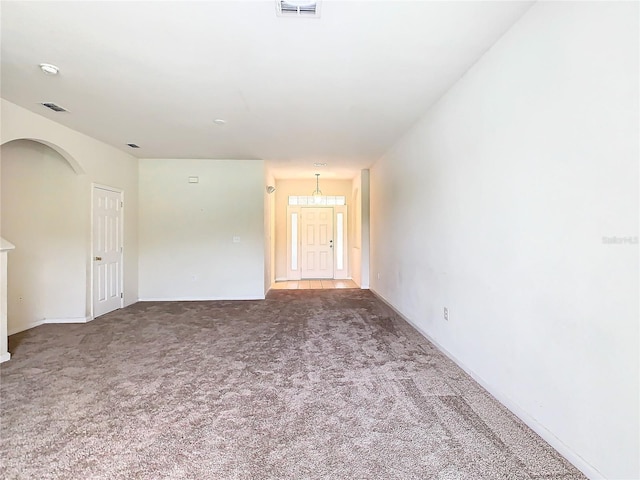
120;293;123;298
121;201;123;208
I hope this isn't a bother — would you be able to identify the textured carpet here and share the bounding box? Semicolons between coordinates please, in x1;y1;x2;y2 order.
1;289;585;479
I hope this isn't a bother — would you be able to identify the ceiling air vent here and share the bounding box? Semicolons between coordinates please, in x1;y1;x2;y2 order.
276;0;320;18
127;143;140;149
41;102;67;112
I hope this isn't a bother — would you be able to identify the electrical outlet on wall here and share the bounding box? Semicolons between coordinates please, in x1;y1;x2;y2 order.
444;307;449;321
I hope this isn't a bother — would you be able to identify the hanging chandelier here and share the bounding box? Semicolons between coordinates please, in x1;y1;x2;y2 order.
312;173;323;203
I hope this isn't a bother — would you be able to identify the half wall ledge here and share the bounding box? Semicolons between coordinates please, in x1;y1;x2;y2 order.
1;237;16;363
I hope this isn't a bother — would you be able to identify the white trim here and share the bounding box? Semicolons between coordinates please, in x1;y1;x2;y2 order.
287;195;346;206
8;320;45;335
287;205;348;281
0;352;11;363
138;296;265;302
277;277;354;284
44;316;93;324
370;288;604;480
8;316;93;335
333;205;348;279
92;182;122;193
0;238;16;252
286;206;302;280
300;206;335;279
90;184;125;318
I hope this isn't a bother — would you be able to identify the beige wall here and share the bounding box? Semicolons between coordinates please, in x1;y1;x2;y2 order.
264;172;276;292
1;99;139;333
350;170;370;288
370;2;638;478
2;141;85;332
138;159;265;300
274;178;353;281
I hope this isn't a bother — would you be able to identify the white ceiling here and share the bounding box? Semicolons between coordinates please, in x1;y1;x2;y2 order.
1;1;533;179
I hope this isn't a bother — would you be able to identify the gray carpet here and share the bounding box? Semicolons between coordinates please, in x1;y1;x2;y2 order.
0;289;585;479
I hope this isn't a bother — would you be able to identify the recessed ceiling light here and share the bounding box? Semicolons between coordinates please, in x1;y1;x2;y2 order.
39;63;59;75
213;119;226;126
313;162;327;167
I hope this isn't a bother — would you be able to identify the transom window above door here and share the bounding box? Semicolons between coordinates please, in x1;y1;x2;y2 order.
288;196;346;206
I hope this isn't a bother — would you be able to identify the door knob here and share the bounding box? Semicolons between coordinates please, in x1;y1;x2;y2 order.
94;256;102;261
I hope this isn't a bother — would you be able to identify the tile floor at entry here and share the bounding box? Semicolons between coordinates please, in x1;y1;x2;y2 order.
271;279;358;290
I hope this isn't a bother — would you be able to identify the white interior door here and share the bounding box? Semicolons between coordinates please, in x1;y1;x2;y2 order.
92;186;123;317
301;207;334;279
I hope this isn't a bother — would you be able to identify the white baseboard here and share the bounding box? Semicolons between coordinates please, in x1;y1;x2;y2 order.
44;316;92;324
275;277;354;283
138;296;265;302
8;320;45;335
369;288;604;480
8;316;92;335
0;352;11;363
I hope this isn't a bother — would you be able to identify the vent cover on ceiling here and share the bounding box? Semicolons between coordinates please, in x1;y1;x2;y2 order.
41;102;67;112
127;143;140;149
276;0;320;18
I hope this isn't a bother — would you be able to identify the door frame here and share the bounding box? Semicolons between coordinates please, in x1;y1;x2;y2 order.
90;183;124;319
286;205;348;280
300;207;335;280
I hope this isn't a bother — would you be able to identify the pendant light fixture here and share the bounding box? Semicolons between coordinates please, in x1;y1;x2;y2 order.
312;173;323;203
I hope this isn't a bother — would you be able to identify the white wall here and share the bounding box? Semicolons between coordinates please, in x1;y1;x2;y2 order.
1;238;16;362
1;99;139;332
274;178;354;280
370;3;638;480
350;172;363;287
138;159;265;300
264;170;276;293
350;170;370;288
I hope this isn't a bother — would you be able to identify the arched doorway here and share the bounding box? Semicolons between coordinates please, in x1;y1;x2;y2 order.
1;139;88;334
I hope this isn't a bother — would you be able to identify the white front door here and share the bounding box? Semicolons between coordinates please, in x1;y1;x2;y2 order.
92;186;123;317
301;207;334;279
